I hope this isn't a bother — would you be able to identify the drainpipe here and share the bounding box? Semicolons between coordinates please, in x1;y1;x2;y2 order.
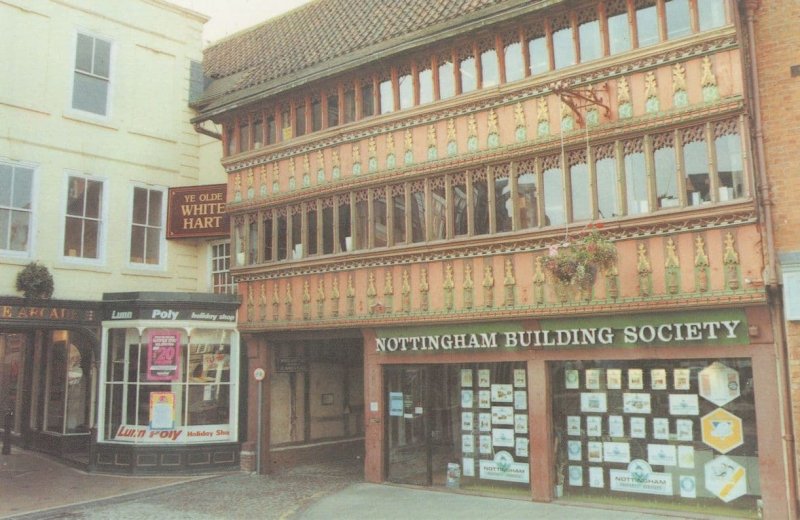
194;122;222;140
742;0;798;515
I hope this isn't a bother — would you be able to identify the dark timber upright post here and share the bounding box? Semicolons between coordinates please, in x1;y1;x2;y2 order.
2;409;12;455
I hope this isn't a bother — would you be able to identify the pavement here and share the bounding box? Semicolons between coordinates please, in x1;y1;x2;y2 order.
0;447;697;520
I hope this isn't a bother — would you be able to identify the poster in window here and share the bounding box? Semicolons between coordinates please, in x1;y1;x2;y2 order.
389;392;404;417
650;369;667;390
608;415;625;438
589;466;604;488
628;369;643;390
585;369;601;390
606;369;622;390
479;434;493;454
513;390;527;410
630;417;647;438
673;368;691;390
513;368;526;387
478;369;491;387
669;394;700;415
569;465;583;486
461;368;473;387
478;390;491;408
565;369;580;389
587;441;603;463
580;392;607;413
603;442;631;464
149;391;175;430
567;415;581;436
623;393;652;414
568;440;582;461
491;406;514;425
462;434;474;454
676;419;694;441
653;418;670;440
647;444;677;466
514;414;528;434
479;412;492;432
147;330;181;381
461;389;474;408
515;437;529;457
463;457;475;477
492;428;514;448
461;412;474;431
490;384;513;403
678;446;695;468
586;416;602;437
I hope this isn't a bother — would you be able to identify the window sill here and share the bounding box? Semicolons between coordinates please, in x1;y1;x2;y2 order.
121;267;171;278
62;110;119;131
54;259;109;272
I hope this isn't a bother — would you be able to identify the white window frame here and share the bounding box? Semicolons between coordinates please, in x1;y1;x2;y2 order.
67;28;114;121
0;157;38;258
60;171;108;266
208;240;235;294
127;183;167;270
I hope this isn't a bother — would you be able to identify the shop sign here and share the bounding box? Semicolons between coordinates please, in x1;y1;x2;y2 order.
701;408;744;454
478;451;530;483
704;455;747;502
699;362;741;406
276;357;308;373
147;330;181;381
167;184;228;239
105;308;236;322
375;318;744;354
113;424;233;443
609;460;673;496
1;304;96;323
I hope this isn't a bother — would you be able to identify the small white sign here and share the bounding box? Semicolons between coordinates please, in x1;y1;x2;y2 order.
253;368;266;381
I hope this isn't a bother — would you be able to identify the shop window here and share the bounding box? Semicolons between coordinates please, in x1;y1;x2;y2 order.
247;218;258;264
233;220;245;266
551;358;760;517
607;2;632;55
410;181;426;243
494;169;513;233
338;196;352;252
239;118;250;152
569;156;591;222
503;41;524;83
516;162;538;229
253;116;263;149
290;209;302;258
635;1;659;48
624;141;649;215
419;68;434;105
391;185;406;245
100;328;238;444
552;20;576;70
311;98;322;132
327;94;339;128
472;172;489;236
653;135;680;209
460;55;477;93
295;102;306;137
307;205;318;256
42;331;91;434
281;107;291;140
266;115;277;145
399;72;413;110
578;16;602;62
276;213;288;260
343;89;355;124
263;214;273;262
665;0;692;39
595;147;619;219
528;32;549;75
431;178;447;241
0;161;34;254
210;241;234;294
714;125;744;201
353;193;369;250
699;0;727;31
129;185;164;266
373;188;388;248
321;201;334;254
361;82;375;118
64;174;104;260
453;174;468;237
0;333;28;433
543;158;565;226
480;48;499;88
438;59;456;99
379;78;394;114
682;128;710;206
225;125;236;155
72;32;111;116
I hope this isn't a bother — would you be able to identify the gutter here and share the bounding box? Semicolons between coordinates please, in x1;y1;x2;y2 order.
194;123;222;140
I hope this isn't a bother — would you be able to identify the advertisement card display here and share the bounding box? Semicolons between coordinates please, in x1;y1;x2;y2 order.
479;412;492;432
652;418;670;440
586;416;602;437
679;475;697;498
462;412;474;431
514;390;527;410
676;419;694;441
608;415;625;438
567;416;581;436
462;434;474;454
389;392;404;416
492;428;514;447
674;368;691;390
479;390;491;408
514;414;528;434
479;451;530;483
651;369;667;390
589;466;604;488
588;441;603;462
699;362;740;407
606;369;622;390
623;393;652;414
514;369;526;387
463;457;475;477
569;465;583;486
568;440;582;461
669;394;700;415
701;408;744;454
647;444;677;466
461;369;473;387
580;392;607;413
565;369;580;389
678;446;695;468
491;406;514;425
478;369;491;387
147;330;181;381
704;455;747;503
479;434;492;454
515;437;529;457
609;460;673;496
628;369;643;390
585;369;601;390
630;417;646;438
461;390;473;408
491;384;513;403
603;442;631;463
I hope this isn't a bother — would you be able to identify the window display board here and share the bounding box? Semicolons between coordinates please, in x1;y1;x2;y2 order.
552;359;759;516
460;363;529;487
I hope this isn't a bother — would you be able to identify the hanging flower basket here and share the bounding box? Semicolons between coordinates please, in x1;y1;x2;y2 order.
15;261;54;300
543;224;616;288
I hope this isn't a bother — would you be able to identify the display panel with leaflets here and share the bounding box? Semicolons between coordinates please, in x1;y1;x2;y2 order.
552;359;759;517
100;327;236;444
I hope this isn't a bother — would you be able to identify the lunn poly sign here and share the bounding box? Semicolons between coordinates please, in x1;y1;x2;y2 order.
167;184;228;239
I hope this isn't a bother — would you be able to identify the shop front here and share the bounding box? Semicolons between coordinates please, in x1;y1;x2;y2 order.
0;297;100;461
95;292;241;474
364;307;791;519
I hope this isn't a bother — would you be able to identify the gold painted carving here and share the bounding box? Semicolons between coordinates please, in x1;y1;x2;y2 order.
483;264;495;308
637;243;652;297
444;264;455;310
617;76;631;104
665;237;681;294
504;257;516;307
694;235;710;292
463;263;474;309
420;268;429;312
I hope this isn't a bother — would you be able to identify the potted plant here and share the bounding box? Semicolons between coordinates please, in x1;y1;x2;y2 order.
543;224;617;288
15;261;54;300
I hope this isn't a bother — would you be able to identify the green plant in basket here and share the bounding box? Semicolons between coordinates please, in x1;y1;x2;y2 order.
543;224;616;287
